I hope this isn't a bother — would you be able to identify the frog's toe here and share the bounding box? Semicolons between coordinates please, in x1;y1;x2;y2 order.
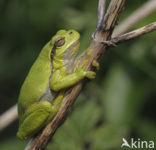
92;60;100;70
17;130;28;140
86;71;96;79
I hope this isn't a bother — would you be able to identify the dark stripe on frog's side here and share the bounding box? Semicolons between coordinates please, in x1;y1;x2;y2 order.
37;45;57;103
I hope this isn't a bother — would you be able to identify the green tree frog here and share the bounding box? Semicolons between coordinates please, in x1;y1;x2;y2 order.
17;29;97;140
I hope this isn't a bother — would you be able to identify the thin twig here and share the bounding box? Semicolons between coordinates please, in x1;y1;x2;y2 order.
113;0;156;37
0;104;18;131
25;0;126;149
95;22;156;46
111;22;156;45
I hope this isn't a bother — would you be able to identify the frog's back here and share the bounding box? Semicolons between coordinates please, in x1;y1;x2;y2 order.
18;42;52;111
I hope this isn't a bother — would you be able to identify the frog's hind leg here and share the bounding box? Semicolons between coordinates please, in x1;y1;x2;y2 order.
46;91;64;122
17;101;52;140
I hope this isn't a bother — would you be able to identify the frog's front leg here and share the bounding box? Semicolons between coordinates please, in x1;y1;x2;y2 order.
50;67;96;92
17;101;55;140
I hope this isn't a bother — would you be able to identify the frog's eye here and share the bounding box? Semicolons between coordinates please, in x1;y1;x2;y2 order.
54;37;65;47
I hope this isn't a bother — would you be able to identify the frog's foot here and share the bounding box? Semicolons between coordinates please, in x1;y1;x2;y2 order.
92;60;100;70
85;71;96;79
74;59;88;73
17;101;52;140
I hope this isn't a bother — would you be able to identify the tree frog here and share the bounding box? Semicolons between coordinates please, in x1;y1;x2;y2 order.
17;29;97;140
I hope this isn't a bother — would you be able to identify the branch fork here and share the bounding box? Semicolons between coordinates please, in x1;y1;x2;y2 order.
92;22;156;47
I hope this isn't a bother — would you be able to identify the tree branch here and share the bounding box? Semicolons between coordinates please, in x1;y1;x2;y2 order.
111;22;156;45
25;0;126;149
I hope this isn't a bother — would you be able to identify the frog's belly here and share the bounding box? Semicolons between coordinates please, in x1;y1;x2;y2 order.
38;86;57;103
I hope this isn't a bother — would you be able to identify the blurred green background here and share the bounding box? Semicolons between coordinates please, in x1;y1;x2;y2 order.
0;0;156;149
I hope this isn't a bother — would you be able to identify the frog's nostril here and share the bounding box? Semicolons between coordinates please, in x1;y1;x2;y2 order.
69;31;73;34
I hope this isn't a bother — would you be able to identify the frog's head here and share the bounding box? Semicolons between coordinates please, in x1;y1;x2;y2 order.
50;29;80;54
50;29;80;69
